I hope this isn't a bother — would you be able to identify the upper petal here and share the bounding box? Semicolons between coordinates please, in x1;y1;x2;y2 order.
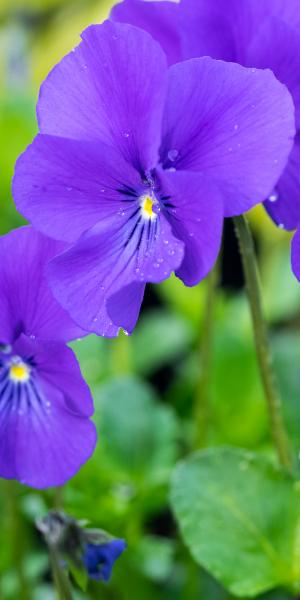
111;0;181;65
246;17;300;129
0;227;85;344
160;57;295;216
37;21;167;171
180;0;300;64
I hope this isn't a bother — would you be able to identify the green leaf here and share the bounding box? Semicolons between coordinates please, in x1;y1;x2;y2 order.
170;447;300;597
95;376;179;483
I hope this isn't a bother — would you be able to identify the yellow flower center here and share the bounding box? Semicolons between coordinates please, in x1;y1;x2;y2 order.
9;361;30;383
140;194;157;220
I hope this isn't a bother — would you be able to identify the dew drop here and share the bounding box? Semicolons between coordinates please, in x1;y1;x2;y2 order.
123;132;130;138
268;192;278;203
234;123;239;131
167;167;176;173
154;262;160;269
168;249;175;256
163;240;169;245
278;223;285;229
167;149;179;162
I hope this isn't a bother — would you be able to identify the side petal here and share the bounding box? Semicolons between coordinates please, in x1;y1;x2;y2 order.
13;134;143;243
264;137;300;231
13;334;94;417
157;169;224;286
160;57;295;216
247;17;300;128
37;21;167;171
47;214;184;336
0;227;85;344
111;0;181;65
292;228;300;282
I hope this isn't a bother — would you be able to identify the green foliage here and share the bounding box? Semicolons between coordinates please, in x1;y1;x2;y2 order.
170;447;300;597
94;376;180;484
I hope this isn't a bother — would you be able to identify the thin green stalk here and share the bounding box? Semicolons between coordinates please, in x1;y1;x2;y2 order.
4;481;30;600
49;547;73;600
233;215;291;470
194;263;219;448
110;330;131;375
54;486;64;510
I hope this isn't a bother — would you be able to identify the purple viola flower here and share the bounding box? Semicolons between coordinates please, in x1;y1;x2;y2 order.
0;227;96;488
83;539;126;582
111;0;300;230
13;21;294;336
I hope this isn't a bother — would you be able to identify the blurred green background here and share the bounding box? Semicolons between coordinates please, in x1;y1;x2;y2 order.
1;1;300;598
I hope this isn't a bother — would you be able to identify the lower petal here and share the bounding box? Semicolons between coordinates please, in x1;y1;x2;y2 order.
48;214;184;336
106;282;146;334
0;378;96;488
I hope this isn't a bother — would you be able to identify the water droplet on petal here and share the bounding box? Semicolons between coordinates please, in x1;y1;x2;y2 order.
167;149;179;162
268;192;278;203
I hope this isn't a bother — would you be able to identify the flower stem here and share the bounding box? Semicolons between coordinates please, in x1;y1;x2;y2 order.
49;547;73;600
233;215;291;470
194;263;219;448
4;482;30;600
